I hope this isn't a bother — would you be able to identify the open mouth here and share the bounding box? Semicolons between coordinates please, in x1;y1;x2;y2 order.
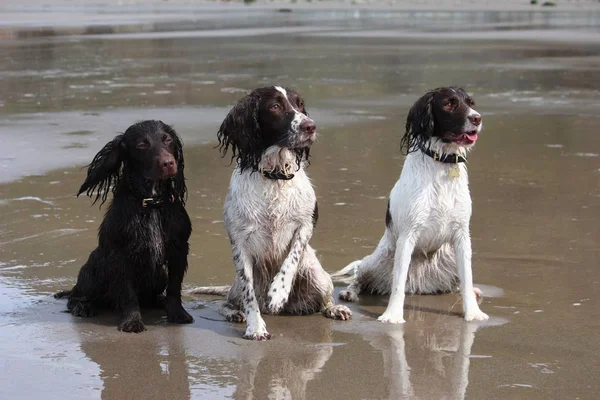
453;130;478;145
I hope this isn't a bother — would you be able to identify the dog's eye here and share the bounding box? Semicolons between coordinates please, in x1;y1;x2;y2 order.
298;100;305;108
443;99;456;111
466;98;476;107
162;134;172;144
270;103;281;111
136;141;150;149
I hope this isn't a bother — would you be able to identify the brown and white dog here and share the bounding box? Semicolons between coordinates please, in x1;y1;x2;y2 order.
333;87;489;323
190;86;351;340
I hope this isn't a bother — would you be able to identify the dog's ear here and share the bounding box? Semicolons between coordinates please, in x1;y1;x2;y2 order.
78;134;125;205
161;122;187;204
217;92;262;171
401;91;436;155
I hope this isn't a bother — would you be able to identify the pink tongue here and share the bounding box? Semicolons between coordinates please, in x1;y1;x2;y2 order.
466;132;478;142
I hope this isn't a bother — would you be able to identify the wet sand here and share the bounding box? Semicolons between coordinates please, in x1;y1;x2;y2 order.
1;5;600;400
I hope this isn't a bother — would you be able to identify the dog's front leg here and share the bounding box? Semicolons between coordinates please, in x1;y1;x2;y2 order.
266;224;311;314
118;283;146;333
378;235;416;324
165;242;194;324
233;244;270;341
454;230;489;322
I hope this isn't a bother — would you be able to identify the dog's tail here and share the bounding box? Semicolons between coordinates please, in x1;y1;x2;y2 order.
187;285;231;296
54;290;72;299
330;260;361;280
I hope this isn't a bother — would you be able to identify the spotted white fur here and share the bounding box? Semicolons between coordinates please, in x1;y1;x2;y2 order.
220;146;351;339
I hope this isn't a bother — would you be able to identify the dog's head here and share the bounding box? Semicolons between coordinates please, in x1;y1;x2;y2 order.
78;120;186;205
401;87;482;154
217;86;316;172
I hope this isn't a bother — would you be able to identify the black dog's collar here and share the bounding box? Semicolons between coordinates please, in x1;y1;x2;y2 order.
262;170;295;181
420;146;467;164
142;195;174;208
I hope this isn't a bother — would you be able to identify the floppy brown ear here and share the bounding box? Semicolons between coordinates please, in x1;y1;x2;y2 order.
160;122;187;204
217;92;263;172
78;135;124;205
401;91;436;154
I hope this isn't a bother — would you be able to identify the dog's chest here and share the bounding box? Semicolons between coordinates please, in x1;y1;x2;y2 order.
394;159;472;251
420;176;471;247
227;172;314;261
144;211;165;262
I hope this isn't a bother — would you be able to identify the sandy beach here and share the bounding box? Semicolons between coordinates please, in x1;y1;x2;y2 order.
1;1;600;399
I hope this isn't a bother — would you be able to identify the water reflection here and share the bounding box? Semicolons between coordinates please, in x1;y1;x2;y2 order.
372;321;480;399
77;323;193;399
231;341;333;400
336;295;501;400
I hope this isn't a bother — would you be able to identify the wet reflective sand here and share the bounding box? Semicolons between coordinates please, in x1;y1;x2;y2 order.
1;7;600;400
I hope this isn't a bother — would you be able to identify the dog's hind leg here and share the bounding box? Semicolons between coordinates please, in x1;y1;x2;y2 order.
287;246;352;321
339;230;396;302
220;302;247;323
67;294;97;317
54;290;72;299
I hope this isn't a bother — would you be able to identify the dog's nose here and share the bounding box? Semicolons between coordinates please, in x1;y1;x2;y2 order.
300;119;316;135
468;114;482;126
162;159;175;168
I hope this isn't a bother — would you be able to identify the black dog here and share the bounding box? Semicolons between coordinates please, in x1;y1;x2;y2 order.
55;120;194;332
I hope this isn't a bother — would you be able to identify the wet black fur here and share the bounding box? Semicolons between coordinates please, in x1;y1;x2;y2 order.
217;86;311;172
401;86;474;155
55;120;194;333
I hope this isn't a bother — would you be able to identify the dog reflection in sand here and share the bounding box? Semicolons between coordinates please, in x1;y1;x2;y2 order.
233;340;333;400
359;299;489;400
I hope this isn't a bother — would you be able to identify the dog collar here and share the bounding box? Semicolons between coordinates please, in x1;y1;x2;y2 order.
420;146;467;164
262;170;295;181
142;195;174;208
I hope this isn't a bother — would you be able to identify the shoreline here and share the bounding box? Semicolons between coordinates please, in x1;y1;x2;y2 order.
1;1;600;33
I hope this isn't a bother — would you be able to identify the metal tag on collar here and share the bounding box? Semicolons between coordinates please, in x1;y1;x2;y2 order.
449;156;460;179
142;198;153;208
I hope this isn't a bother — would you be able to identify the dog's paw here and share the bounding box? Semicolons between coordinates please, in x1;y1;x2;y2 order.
167;307;194;324
339;290;359;302
266;291;287;315
377;313;406;324
323;304;352;321
71;302;96;317
464;309;489;322
225;310;246;323
118;319;146;333
243;329;271;341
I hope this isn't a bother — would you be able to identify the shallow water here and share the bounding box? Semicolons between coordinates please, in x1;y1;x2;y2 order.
1;8;600;400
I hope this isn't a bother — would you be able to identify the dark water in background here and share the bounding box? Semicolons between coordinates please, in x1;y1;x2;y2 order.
1;8;599;400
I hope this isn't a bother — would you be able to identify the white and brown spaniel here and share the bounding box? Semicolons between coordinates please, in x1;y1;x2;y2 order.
333;87;489;323
191;86;351;340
